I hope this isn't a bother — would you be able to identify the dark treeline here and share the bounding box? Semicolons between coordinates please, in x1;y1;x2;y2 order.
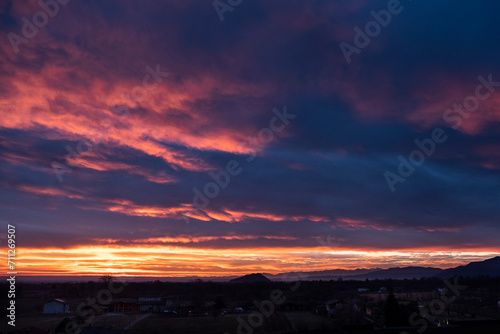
2;275;499;305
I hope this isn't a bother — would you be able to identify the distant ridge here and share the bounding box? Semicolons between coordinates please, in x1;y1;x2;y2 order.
267;268;378;280
264;266;443;281
339;266;443;280
438;256;500;278
229;273;271;283
262;256;500;281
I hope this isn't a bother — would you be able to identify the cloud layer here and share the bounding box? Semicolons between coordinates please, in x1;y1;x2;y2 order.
1;0;500;276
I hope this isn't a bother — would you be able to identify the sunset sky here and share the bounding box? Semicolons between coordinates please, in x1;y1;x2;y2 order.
1;0;500;277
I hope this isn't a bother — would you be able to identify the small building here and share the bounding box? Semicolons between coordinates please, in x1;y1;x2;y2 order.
105;298;140;313
43;299;69;314
324;299;342;314
366;306;383;322
139;297;164;313
164;299;182;313
378;287;388;293
165;299;178;308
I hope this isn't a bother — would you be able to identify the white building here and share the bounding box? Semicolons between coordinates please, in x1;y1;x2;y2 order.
43;299;69;314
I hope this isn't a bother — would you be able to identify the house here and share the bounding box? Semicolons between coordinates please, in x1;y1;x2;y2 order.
164;298;182;313
165;299;178;308
139;297;164;313
43;299;69;314
105;298;140;313
378;287;388;293
324;299;342;314
366;306;383;322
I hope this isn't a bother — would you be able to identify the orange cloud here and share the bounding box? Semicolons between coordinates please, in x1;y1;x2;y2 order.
0;36;283;175
15;185;85;200
66;155;177;184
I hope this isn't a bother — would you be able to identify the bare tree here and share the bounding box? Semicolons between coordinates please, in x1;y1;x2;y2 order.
100;275;113;285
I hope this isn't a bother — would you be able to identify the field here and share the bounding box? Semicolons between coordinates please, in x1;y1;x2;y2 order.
132;312;335;334
2;314;67;332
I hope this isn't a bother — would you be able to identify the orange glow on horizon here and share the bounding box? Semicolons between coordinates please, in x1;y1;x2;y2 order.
2;245;499;277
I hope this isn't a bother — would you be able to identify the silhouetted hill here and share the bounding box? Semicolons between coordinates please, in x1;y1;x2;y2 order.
265;257;500;281
228;273;271;283
438;256;500;278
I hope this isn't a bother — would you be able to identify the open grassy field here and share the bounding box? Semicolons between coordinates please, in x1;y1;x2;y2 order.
86;313;146;329
8;313;148;332
284;312;335;332
132;314;240;334
2;314;67;332
132;312;335;334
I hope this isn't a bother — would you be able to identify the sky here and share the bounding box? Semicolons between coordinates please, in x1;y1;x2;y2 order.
1;0;500;277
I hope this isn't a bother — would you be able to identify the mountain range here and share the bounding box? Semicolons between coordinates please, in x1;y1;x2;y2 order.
259;256;500;281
